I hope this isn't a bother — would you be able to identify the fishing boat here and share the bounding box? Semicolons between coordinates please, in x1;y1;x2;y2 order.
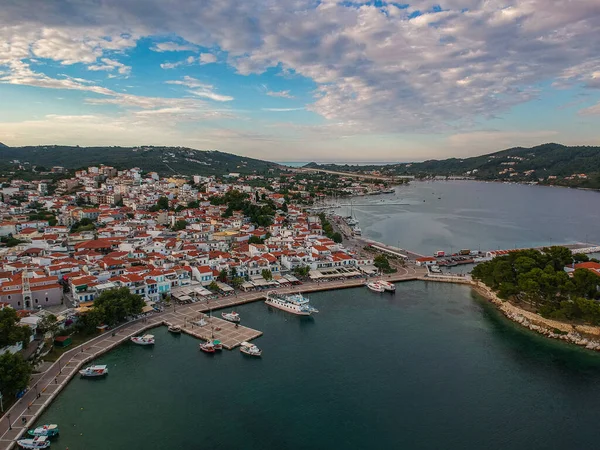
28;425;59;438
79;365;108;377
240;341;262;357
221;311;240;323
199;341;216;353
377;280;396;292
130;334;155;345
167;325;181;334
366;281;385;293
265;291;319;316
212;340;223;350
16;436;50;449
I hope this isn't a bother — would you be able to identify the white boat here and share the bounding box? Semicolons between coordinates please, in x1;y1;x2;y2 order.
352;226;362;236
130;334;155;345
17;436;50;449
366;281;385;293
79;364;108;377
240;341;262;357
377;280;396;292
28;424;59;437
221;312;240;323
265;291;319;316
168;325;181;334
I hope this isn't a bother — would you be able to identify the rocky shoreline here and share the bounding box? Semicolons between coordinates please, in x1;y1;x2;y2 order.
472;282;600;352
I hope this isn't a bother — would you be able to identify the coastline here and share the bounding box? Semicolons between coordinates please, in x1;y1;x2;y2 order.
469;281;600;351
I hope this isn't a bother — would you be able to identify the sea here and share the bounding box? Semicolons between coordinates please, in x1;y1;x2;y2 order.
36;182;600;450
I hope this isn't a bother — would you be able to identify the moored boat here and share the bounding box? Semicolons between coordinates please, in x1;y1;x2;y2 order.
79;365;108;377
212;339;223;350
240;341;262;357
199;341;216;353
168;325;181;334
28;425;59;438
221;311;240;323
265;291;319;316
367;281;385;293
131;334;155;345
377;280;396;292
17;436;50;449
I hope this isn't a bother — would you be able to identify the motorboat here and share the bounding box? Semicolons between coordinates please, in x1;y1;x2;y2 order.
240;341;262;357
167;325;181;334
366;281;385;293
28;425;59;438
377;280;396;292
221;311;240;323
212;339;223;350
17;436;50;449
199;341;216;353
131;334;155;345
79;365;108;377
265;291;319;316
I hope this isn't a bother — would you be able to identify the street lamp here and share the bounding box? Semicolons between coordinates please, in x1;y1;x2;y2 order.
7;413;11;430
58;359;62;374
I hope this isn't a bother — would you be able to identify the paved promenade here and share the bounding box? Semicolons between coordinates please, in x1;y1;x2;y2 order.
0;267;424;449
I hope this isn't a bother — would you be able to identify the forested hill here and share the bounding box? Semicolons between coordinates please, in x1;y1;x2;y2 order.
0;145;280;176
0;142;8;148
305;143;600;188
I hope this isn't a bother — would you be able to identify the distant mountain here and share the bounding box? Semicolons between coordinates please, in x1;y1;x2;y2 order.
305;143;600;188
0;142;8;148
0;145;280;176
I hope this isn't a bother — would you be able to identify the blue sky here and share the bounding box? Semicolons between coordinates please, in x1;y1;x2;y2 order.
0;0;599;162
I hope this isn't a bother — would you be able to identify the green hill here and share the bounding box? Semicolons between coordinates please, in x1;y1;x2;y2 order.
0;145;280;176
0;142;8;148
306;143;600;188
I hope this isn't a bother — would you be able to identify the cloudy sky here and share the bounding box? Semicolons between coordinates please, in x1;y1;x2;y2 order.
1;0;599;162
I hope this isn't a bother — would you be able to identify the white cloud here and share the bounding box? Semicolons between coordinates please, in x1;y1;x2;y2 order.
262;107;304;112
266;90;294;98
152;42;198;52
88;58;131;75
199;53;217;64
167;76;234;102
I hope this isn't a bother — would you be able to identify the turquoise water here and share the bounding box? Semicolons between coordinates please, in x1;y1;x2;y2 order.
37;282;600;449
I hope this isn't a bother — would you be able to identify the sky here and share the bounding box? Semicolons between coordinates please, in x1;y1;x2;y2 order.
0;0;599;163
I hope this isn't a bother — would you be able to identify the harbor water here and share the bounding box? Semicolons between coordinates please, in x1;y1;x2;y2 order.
341;181;600;256
37;282;600;449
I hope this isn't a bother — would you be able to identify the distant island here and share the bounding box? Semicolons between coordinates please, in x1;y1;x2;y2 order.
305;143;600;189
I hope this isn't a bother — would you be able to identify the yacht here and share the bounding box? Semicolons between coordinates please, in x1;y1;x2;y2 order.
79;365;108;377
366;281;385;293
131;334;155;345
240;341;262;357
167;325;181;334
377;280;396;292
352;226;362;236
265;291;319;316
221;311;240;323
17;436;51;449
28;425;59;438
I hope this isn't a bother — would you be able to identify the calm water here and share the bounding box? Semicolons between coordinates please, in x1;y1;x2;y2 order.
38;283;600;449
339;181;600;256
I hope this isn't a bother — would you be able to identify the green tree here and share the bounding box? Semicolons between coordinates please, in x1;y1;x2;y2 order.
173;219;188;231
229;267;238;279
248;236;263;245
0;353;32;398
332;232;343;243
92;288;145;326
38;314;59;340
218;269;228;282
293;265;311;279
374;254;393;273
231;276;244;289
208;281;220;292
0;308;32;348
261;269;273;281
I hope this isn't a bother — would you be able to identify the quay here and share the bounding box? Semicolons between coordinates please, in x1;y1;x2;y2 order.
0;268;424;450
